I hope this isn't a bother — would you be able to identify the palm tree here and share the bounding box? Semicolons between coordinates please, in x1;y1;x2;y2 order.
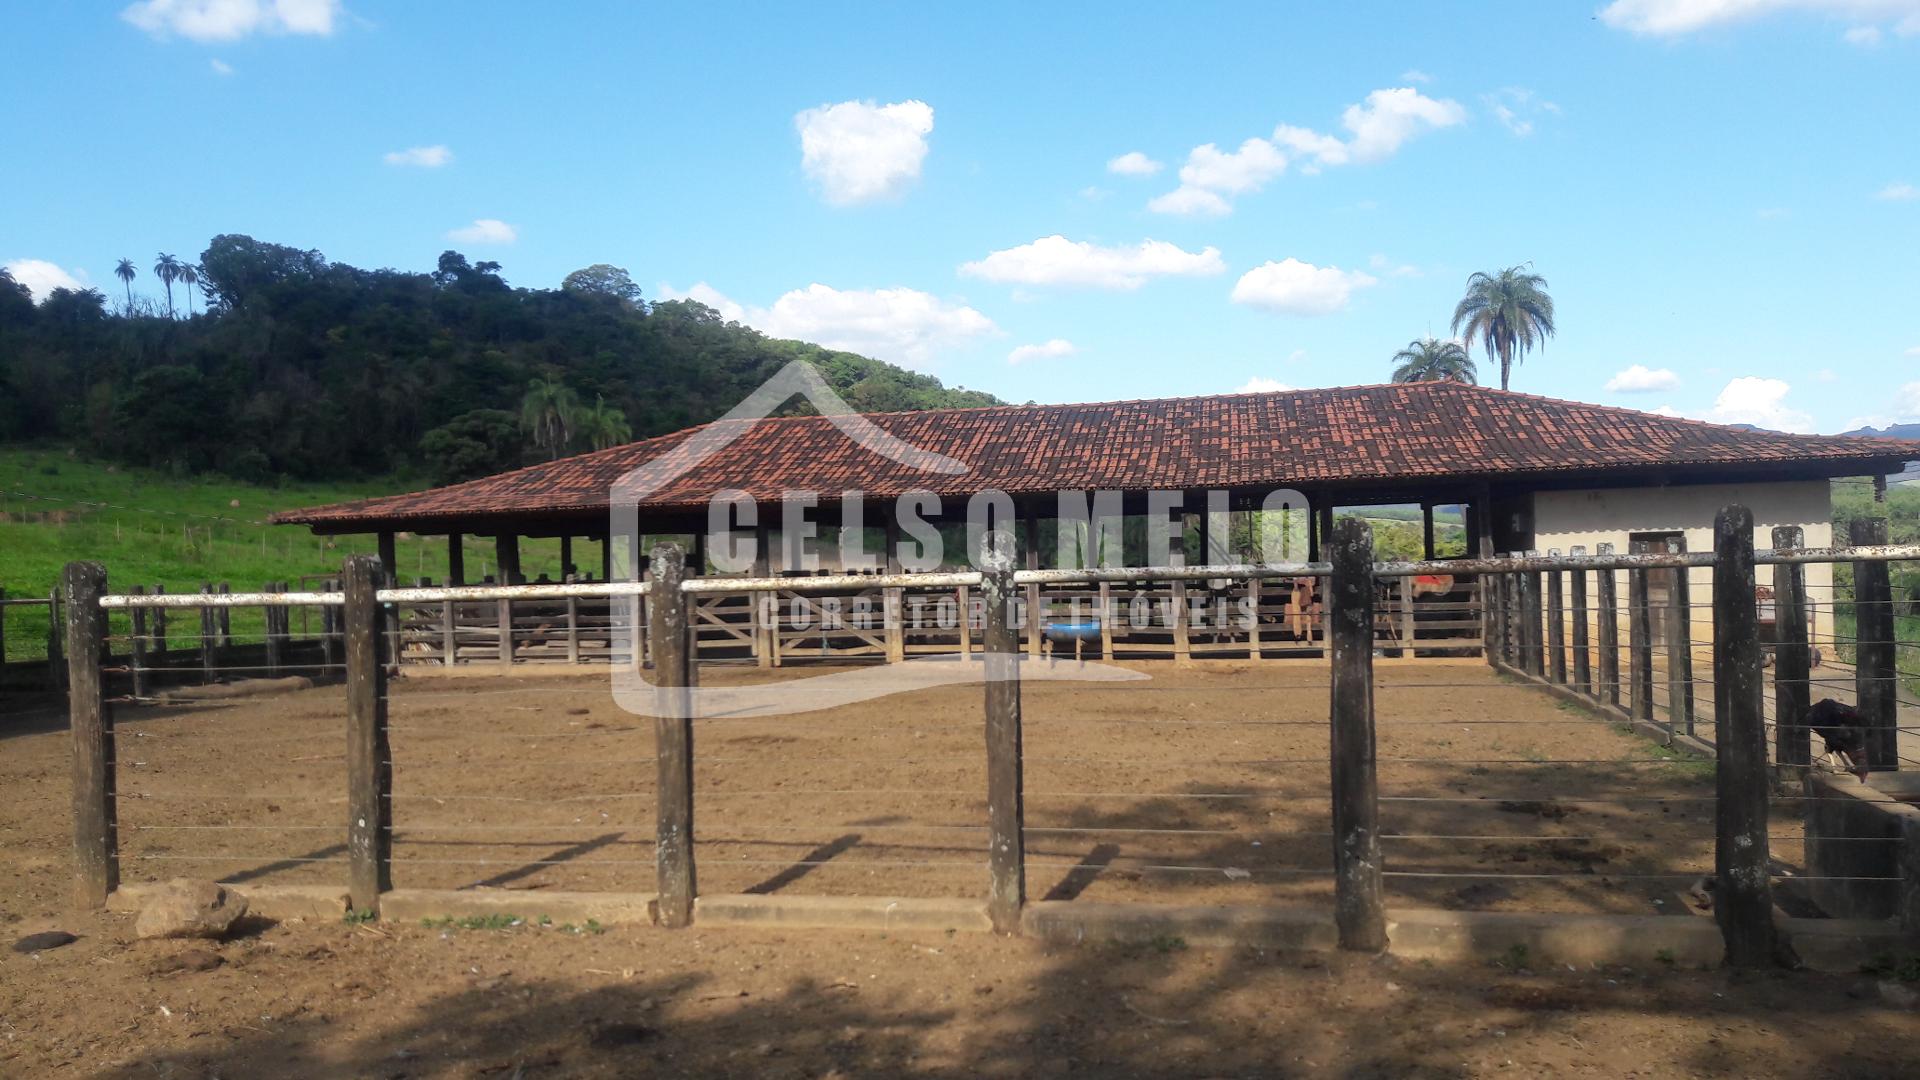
572;395;634;451
177;263;200;316
114;258;137;312
520;377;580;459
1390;337;1476;384
153;253;180;318
1450;264;1555;391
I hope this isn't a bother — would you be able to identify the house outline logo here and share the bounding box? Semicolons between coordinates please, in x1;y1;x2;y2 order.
607;359;1145;718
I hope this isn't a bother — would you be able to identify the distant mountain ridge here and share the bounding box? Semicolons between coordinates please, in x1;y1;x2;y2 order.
1841;423;1920;482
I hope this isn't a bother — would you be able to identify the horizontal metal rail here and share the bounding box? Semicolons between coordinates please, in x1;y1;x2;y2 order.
86;540;1920;608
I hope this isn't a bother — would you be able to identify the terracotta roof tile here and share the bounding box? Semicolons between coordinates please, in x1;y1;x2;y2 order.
275;382;1920;529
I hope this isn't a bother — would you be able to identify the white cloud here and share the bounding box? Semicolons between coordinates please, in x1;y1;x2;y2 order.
1400;69;1433;83
959;235;1226;290
122;0;342;42
209;58;233;75
3;259;88;302
1145;185;1233;217
1705;376;1815;432
659;282;996;370
446;218;517;244
1599;0;1920;37
1008;339;1077;365
385;145;453;168
1845;24;1885;43
1484;88;1557;138
1367;253;1421;278
1106;151;1162;176
1877;182;1918;201
794;99;934;206
1235;376;1296;394
1230;259;1377;316
1605;364;1682;393
1151;87;1463;214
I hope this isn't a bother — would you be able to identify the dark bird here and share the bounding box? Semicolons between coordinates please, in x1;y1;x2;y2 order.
1807;698;1871;780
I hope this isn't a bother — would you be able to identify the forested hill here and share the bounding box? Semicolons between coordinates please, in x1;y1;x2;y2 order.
0;236;1002;485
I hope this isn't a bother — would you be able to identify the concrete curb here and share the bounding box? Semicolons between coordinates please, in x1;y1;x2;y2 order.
694;893;993;933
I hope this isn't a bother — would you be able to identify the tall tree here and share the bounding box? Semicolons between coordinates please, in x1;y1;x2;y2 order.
152;252;181;318
1450;265;1555;391
572;395;634;451
177;263;200;316
520;376;580;459
1390;337;1476;384
113;258;137;312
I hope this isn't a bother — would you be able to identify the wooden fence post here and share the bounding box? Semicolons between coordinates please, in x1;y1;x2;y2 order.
1489;564;1509;668
497;596;514;671
1772;526;1811;771
649;543;696;928
439;595;456;667
199;583;216;684
1171;580;1192;663
1521;554;1545;678
47;586;66;691
1328;519;1386;951
1595;544;1620;708
1097;581;1114;661
150;585;167;668
1628;541;1656;729
264;583;283;678
217;583;232;648
1546;554;1566;684
1712;506;1786;968
1665;537;1697;738
65;562;116;908
565;574;582;664
981;552;1027;933
1851;518;1898;773
343;556;391;915
320;580;340;673
128;585;148;698
1247;576;1263;658
1569;547;1592;696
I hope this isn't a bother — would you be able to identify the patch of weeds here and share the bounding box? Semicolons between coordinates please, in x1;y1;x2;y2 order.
1862;954;1920;982
342;908;377;925
1148;934;1187;955
421;916;454;930
584;919;606;936
419;913;525;932
1645;742;1716;783
1654;948;1677;967
537;914;553;927
1492;943;1531;971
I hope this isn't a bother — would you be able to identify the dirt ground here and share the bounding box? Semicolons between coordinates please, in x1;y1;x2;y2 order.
4;660;1918;1078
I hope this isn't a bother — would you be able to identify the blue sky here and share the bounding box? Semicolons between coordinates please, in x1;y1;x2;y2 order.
4;1;1918;432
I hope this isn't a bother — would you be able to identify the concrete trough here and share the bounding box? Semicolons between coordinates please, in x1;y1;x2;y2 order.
1804;771;1920;932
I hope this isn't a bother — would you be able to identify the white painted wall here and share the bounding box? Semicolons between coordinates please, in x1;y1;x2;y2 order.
1532;480;1835;645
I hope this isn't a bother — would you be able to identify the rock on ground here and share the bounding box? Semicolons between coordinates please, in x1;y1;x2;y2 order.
134;880;249;941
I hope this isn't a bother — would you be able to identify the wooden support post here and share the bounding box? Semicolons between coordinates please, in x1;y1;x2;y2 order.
1520;555;1545;678
198;583;216;684
981;554;1026;933
1665;536;1697;738
560;535;574;579
1568;547;1593;696
1595;543;1620;709
1023;510;1042;659
343;556;391;915
264;583;283;678
495;533;521;585
649;543;696;928
1546;557;1566;684
1421;502;1436;561
1328;519;1386;951
1712;506;1787;968
128;585;148;698
1772;526;1811;770
64;562;116;908
376;531;397;578
1851;517;1898;773
1628;542;1656;728
447;533;466;586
